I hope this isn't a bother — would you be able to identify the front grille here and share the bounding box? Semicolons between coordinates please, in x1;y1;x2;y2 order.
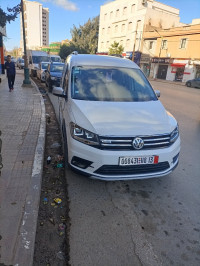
99;134;171;150
94;162;170;176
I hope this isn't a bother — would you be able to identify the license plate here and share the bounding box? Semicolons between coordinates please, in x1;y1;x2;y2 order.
119;155;159;166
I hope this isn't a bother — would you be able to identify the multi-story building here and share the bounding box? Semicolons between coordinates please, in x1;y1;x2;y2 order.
0;26;6;75
142;19;200;82
20;0;49;51
98;0;181;56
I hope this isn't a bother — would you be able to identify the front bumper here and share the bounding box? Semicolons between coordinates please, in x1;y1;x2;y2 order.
68;136;181;181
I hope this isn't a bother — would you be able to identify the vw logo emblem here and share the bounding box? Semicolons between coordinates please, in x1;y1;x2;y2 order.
132;137;144;150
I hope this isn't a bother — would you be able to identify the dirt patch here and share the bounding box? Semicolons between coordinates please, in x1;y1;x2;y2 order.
33;80;70;265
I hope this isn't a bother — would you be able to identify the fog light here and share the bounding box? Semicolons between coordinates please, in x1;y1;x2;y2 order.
71;156;93;169
173;153;179;164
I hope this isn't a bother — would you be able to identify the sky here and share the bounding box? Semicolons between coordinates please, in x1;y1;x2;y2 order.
1;0;200;51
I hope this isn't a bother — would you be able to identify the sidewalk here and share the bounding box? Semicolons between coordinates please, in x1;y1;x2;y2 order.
0;71;46;265
148;77;186;86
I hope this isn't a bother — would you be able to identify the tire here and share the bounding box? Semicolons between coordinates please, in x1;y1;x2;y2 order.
62;121;69;169
186;82;191;87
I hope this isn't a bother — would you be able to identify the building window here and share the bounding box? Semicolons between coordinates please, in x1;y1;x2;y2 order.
180;38;187;49
107;27;111;34
131;4;135;13
123;7;127;15
116;9;119;17
104;13;107;20
128;22;132;31
102;28;105;35
149;41;153;50
126;39;130;47
115;25;118;33
161;40;167;49
121;24;125;32
106;41;109;48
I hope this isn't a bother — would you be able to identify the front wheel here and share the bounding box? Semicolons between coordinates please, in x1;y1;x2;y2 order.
186;82;191;87
62;122;69;169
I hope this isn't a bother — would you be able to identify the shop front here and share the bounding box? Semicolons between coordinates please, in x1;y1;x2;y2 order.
150;58;171;79
193;61;200;78
170;63;186;82
140;54;151;77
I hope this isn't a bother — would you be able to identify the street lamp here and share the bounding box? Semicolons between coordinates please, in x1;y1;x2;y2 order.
21;0;31;85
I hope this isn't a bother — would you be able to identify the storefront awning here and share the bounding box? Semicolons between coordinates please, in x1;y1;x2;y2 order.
171;63;186;67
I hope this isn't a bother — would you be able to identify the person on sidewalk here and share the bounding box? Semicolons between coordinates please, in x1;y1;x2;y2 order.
5;55;16;91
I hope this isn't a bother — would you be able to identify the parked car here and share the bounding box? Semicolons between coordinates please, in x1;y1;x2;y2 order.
186;78;200;88
27;50;50;77
37;62;49;82
52;53;180;181
45;62;64;92
11;57;17;65
16;58;24;69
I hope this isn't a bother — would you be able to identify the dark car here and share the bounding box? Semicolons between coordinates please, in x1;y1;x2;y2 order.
186;78;200;88
45;62;64;92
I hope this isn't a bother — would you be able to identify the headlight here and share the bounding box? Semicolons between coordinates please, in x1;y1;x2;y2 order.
170;125;179;143
70;123;99;147
51;77;56;80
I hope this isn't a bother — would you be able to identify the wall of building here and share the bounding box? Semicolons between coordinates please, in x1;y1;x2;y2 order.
98;0;181;54
20;0;49;51
98;0;148;53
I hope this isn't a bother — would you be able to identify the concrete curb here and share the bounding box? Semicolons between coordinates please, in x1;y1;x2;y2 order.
13;79;46;266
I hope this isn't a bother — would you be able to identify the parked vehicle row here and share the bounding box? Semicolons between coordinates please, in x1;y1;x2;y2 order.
36;62;64;91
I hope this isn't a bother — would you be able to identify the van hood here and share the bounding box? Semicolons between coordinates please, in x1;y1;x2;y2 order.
70;100;177;136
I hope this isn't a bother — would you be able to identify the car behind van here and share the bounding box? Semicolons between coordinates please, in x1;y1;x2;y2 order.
52;54;180;181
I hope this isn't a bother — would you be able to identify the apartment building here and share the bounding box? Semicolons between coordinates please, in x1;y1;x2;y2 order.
0;26;6;75
20;0;49;51
98;0;181;55
143;19;200;82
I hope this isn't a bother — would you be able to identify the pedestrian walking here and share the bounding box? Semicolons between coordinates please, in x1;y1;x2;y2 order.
5;55;16;92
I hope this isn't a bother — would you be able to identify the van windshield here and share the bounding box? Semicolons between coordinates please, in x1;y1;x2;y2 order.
51;57;61;62
32;56;50;63
71;66;157;102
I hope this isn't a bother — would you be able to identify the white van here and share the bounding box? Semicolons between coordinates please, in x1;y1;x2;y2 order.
52;54;180;181
49;54;62;63
27;50;50;77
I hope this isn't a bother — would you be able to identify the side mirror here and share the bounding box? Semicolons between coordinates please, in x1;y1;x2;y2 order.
44;70;47;73
52;87;67;99
154;90;160;98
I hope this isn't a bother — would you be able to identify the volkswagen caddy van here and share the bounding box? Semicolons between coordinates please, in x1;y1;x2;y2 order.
52;54;180;181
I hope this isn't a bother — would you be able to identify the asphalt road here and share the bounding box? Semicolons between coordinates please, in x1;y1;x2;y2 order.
49;81;200;266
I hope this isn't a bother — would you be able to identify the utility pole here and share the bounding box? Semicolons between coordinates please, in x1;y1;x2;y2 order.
21;0;31;85
153;28;163;79
132;22;139;62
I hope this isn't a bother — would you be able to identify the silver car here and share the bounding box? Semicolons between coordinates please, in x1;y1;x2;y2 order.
186;78;200;88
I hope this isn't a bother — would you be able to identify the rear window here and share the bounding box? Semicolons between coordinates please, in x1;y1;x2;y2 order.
71;66;157;102
50;64;64;72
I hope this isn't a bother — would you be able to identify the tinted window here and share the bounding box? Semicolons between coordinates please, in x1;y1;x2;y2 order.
41;63;49;69
50;64;64;72
51;57;61;62
71;66;157;102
